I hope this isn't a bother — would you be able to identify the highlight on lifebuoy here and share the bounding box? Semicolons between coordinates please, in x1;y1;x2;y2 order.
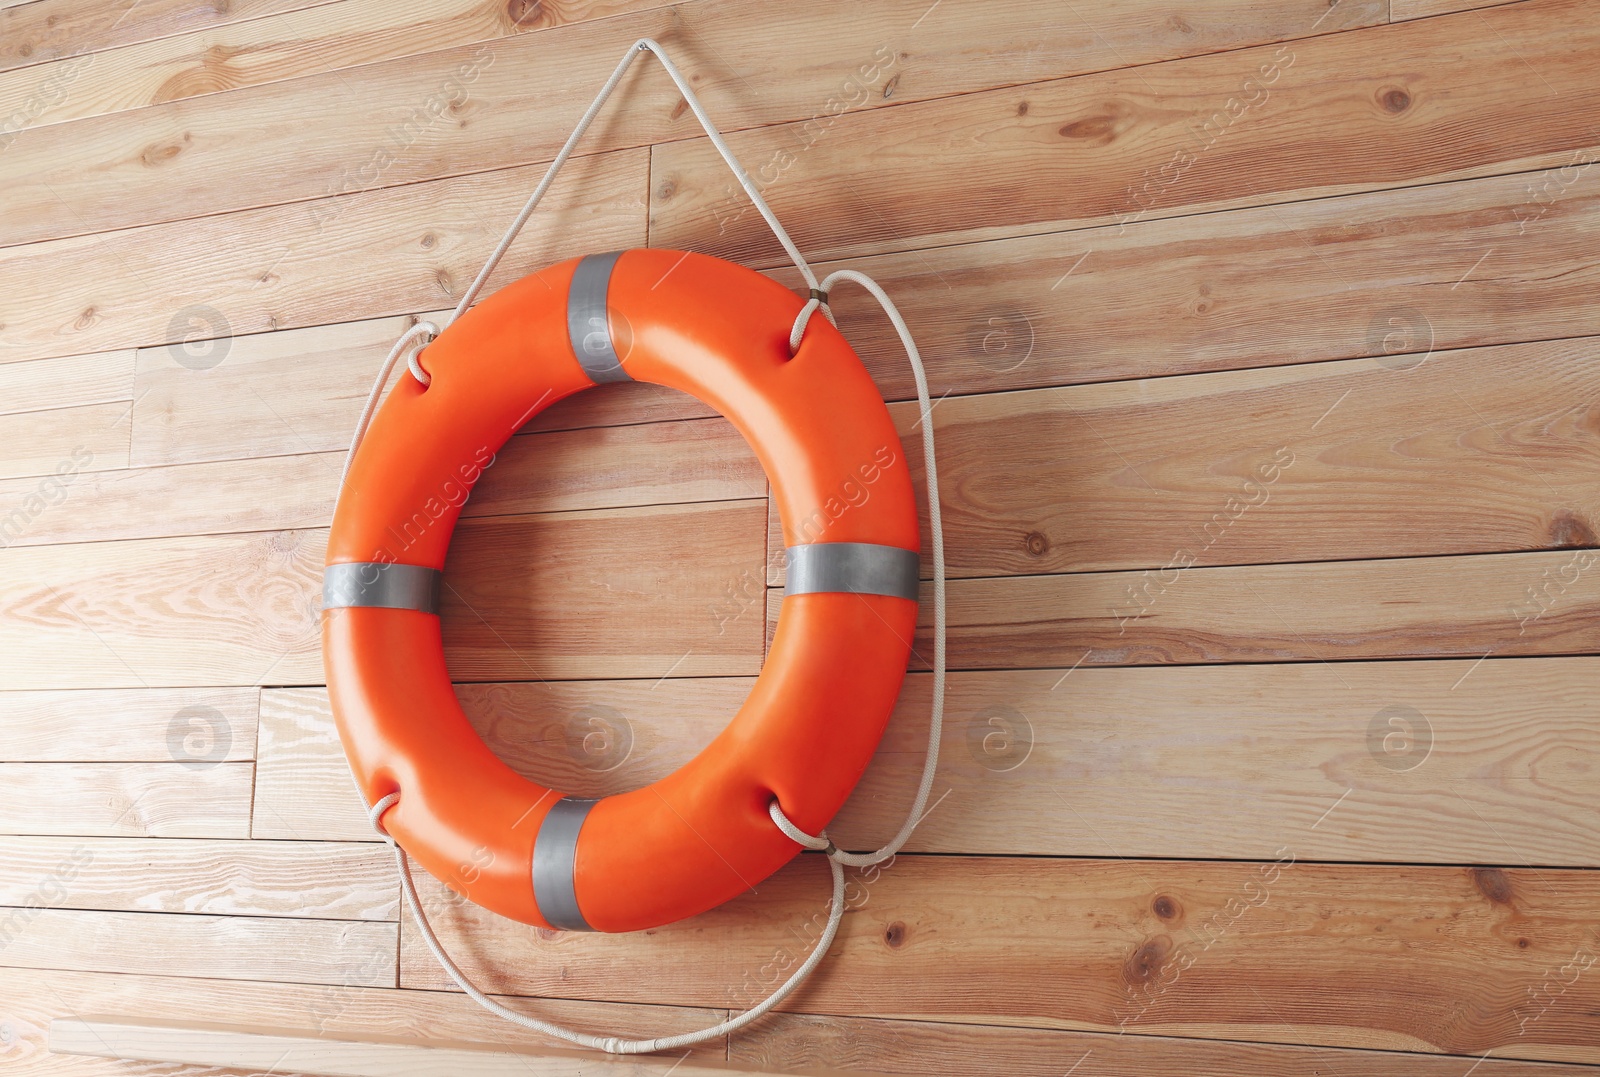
323;248;921;933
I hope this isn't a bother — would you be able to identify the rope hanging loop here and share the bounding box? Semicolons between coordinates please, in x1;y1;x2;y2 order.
339;37;947;1056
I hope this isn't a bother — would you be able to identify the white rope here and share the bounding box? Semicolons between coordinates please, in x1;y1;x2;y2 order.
402;37;829;388
339;319;437;487
338;37;946;1055
773;270;947;869
368;793;847;1055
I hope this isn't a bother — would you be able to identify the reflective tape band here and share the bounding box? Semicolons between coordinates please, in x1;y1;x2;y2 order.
532;796;599;931
566;250;630;384
783;542;920;601
323;562;441;614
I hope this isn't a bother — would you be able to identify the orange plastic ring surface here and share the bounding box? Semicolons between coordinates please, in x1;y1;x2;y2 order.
324;249;918;933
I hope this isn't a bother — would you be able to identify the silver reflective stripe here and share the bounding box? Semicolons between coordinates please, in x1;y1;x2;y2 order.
532;796;599;931
323;562;441;614
566;251;630;384
784;542;920;601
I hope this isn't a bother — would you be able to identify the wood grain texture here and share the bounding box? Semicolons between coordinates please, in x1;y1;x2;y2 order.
0;410;758;548
0;686;257;761
830;337;1600;580
0;0;338;74
0;349;132;415
0;450;343;550
3;3;1598;1072
0;762;253;838
0;836;395;920
650;0;1600;266
0;402;125;481
837;658;1600;866
0;146;647;366
0;0;1385;247
0;499;764;689
128;310;712;468
777;166;1600;403
50;1019;830;1077
814;548;1600;672
0;0;668;130
0;966;728;1076
1392;0;1524;17
0;908;396;987
401;855;1600;1062
440;500;766;681
0;528;326;690
733;1011;1600;1077
253;657;1600;866
254;679;752;841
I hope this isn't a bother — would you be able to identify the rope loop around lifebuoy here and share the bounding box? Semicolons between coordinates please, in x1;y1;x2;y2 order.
337;36;946;1055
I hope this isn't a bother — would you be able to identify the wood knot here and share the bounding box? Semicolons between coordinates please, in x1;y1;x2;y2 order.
420;232;437;250
1472;867;1514;906
1152;895;1180;921
1517;937;1531;949
1548;510;1597;548
74;306;99;330
1024;531;1049;557
1016;100;1029;117
1058;114;1119;145
882;73;901;100
1380;88;1411;114
670;97;689;122
139;135;190;168
1124;935;1172;986
655;179;677;201
883;921;908;948
506;0;547;27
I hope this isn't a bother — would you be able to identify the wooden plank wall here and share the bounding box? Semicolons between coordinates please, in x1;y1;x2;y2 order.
3;0;1600;1073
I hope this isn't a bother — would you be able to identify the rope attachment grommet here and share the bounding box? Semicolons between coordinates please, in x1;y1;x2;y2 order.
403;321;441;387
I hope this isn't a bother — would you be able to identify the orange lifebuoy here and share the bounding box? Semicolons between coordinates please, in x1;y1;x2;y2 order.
324;249;919;933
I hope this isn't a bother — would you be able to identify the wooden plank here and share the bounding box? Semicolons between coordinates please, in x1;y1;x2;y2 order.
732;1011;1600;1077
0;0;340;75
0;836;395;920
128;310;713;468
765;337;1600;580
254;679;751;841
817;548;1600;671
75;159;1593;481
48;1018;856;1077
0;685;256;761
0;499;764;689
1393;0;1524;17
400;855;1600;1062
650;0;1600;267
254;657;1600;866
0;401;125;481
0;0;669;131
0;410;759;548
0;145;647;366
441;500;766;682
0;349;131;414
0;966;728;1077
0;762;252;838
775;165;1600;403
0;450;342;550
0;528;325;690
0;0;1385;247
840;658;1600;866
0;908;395;987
